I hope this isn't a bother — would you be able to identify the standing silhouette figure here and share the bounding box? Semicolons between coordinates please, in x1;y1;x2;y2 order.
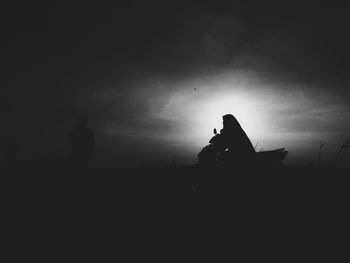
70;115;95;167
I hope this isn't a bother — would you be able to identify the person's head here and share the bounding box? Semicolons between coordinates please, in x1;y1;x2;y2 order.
77;115;89;127
222;114;241;129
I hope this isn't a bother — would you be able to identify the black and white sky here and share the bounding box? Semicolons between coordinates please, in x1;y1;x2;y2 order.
3;1;350;165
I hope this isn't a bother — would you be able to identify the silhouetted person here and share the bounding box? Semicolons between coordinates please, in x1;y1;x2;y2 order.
198;114;288;167
217;114;255;165
70;115;95;167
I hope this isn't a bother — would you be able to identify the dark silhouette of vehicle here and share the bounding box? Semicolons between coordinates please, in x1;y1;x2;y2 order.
198;114;288;167
69;115;95;167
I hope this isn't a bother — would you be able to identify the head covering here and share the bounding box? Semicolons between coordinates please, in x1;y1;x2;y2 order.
223;114;235;121
222;114;241;129
221;113;255;154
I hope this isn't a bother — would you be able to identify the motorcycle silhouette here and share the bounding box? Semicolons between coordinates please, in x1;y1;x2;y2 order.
198;128;288;167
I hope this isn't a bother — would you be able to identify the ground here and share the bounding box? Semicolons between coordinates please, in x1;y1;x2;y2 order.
2;163;350;260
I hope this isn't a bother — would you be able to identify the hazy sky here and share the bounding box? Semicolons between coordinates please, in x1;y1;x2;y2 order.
3;1;350;165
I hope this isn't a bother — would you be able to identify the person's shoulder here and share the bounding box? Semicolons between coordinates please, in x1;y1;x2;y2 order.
86;127;94;135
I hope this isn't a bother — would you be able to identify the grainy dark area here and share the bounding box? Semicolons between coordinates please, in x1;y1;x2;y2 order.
3;1;350;258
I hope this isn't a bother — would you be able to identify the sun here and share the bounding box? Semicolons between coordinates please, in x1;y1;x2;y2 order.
155;87;273;151
192;93;270;144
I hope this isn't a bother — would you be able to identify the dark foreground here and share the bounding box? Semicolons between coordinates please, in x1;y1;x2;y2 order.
2;163;350;260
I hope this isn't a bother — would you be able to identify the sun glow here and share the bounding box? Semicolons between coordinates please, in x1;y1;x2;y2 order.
192;93;271;144
141;72;349;164
157;86;273;150
149;72;284;153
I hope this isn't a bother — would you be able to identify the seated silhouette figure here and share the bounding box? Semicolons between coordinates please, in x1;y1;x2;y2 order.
70;115;95;167
198;114;288;167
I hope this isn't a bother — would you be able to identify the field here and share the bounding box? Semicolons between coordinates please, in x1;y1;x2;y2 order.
2;163;350;259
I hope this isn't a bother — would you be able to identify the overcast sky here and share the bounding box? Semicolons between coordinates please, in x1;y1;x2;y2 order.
3;1;350;165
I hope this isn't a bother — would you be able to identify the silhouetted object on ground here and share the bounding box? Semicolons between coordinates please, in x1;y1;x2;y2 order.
336;138;350;162
198;114;288;167
70;115;95;167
